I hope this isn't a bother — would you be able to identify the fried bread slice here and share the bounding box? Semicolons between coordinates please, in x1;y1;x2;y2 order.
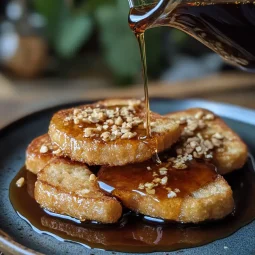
26;170;37;198
165;108;248;175
26;134;56;174
48;99;181;166
98;159;234;223
34;158;122;223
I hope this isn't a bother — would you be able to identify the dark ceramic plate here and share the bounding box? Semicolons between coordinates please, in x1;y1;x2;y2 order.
0;99;255;255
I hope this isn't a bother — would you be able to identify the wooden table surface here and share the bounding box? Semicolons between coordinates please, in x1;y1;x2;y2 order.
0;71;255;128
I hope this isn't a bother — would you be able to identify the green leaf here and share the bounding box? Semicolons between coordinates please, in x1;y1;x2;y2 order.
105;34;140;78
33;0;60;20
33;0;93;58
33;0;63;41
171;29;188;44
95;0;141;81
145;28;166;78
55;15;93;58
78;0;116;13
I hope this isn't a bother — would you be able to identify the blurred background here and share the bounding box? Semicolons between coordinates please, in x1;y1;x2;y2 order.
0;0;255;127
0;0;230;83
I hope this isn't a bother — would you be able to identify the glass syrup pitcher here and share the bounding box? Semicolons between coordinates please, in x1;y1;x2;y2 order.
128;0;255;70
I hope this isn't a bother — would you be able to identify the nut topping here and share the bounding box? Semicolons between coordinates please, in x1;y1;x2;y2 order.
64;101;145;141
40;145;48;153
89;174;96;181
16;177;25;187
161;176;168;185
171;111;225;169
167;190;177;198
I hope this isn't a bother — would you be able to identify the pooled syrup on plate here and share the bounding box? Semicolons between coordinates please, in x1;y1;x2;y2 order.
9;156;255;252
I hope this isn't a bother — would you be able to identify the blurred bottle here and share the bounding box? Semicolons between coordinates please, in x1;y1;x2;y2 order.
0;0;48;78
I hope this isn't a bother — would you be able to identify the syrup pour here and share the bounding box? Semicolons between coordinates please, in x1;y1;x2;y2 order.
132;16;162;162
136;32;151;138
129;1;255;70
135;33;161;163
9;156;255;252
129;1;255;161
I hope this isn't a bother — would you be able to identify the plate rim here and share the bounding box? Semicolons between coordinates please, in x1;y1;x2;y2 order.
1;98;255;255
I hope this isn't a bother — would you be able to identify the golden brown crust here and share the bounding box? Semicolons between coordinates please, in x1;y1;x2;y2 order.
48;99;181;166
98;173;234;223
27;106;240;224
34;158;122;223
98;158;234;223
25;134;55;174
166;108;248;174
180;176;234;222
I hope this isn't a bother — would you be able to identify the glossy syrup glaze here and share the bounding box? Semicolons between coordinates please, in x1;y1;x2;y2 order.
98;160;217;200
98;159;220;221
50;103;173;165
54;103;150;142
9;156;255;252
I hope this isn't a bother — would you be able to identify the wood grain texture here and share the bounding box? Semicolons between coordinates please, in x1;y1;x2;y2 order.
0;71;255;128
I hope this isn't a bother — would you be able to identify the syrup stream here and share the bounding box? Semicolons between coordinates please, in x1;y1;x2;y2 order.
136;32;162;163
136;32;151;137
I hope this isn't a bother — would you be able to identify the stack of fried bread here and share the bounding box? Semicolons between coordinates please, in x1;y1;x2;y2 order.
25;99;248;224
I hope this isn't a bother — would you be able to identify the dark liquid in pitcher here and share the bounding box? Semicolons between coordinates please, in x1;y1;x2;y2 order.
129;1;255;70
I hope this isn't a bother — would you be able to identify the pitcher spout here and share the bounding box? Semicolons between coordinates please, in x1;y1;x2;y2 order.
128;0;168;32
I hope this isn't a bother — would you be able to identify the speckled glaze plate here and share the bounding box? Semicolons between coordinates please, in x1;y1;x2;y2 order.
0;99;255;255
